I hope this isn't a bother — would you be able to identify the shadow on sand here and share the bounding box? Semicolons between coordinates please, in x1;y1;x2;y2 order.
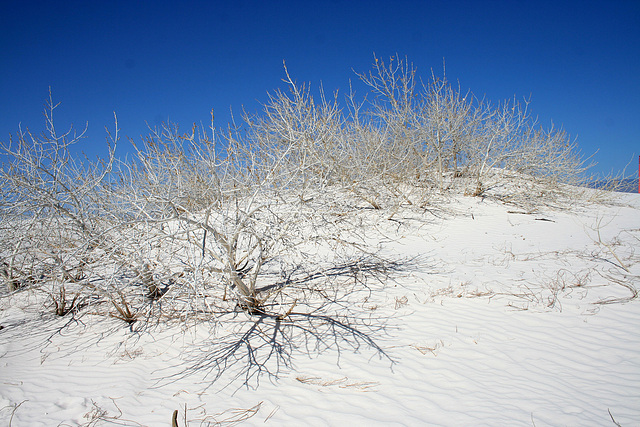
155;254;433;391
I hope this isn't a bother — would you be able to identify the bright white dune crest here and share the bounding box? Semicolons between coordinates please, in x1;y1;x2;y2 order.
1;190;638;426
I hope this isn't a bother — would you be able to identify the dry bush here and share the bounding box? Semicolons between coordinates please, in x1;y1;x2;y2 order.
0;57;598;329
0;58;594;322
241;63;346;193
0;93;166;323
0;91;118;307
111;114;323;317
356;55;589;208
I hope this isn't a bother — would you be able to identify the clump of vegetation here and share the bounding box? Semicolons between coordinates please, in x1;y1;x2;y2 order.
0;56;592;325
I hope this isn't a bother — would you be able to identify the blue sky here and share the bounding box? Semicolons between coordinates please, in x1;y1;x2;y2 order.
1;0;639;177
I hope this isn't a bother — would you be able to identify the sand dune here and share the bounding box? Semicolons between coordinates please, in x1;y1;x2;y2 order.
1;192;638;426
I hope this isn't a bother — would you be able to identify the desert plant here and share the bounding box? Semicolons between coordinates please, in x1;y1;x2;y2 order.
0;92;158;327
0;56;592;332
241;62;347;195
0;90;119;296
110;292;137;323
355;55;588;206
110;113;308;315
46;282;81;316
354;55;426;197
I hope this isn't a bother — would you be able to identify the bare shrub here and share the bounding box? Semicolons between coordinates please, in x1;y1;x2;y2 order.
355;55;589;208
0;57;603;392
0;91;118;300
46;282;81;316
0;92;162;325
0;58;596;316
112;114;314;316
242;63;347;194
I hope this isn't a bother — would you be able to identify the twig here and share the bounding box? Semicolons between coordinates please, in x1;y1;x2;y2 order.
608;408;622;427
8;400;27;427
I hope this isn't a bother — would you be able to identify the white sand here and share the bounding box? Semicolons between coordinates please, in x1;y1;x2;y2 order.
1;192;638;426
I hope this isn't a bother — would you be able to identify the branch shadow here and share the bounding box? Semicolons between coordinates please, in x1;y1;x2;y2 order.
153;253;431;391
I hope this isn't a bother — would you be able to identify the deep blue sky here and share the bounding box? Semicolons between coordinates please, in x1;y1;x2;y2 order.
1;0;639;177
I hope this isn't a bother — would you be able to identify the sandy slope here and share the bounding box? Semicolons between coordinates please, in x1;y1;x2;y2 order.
1;192;638;426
